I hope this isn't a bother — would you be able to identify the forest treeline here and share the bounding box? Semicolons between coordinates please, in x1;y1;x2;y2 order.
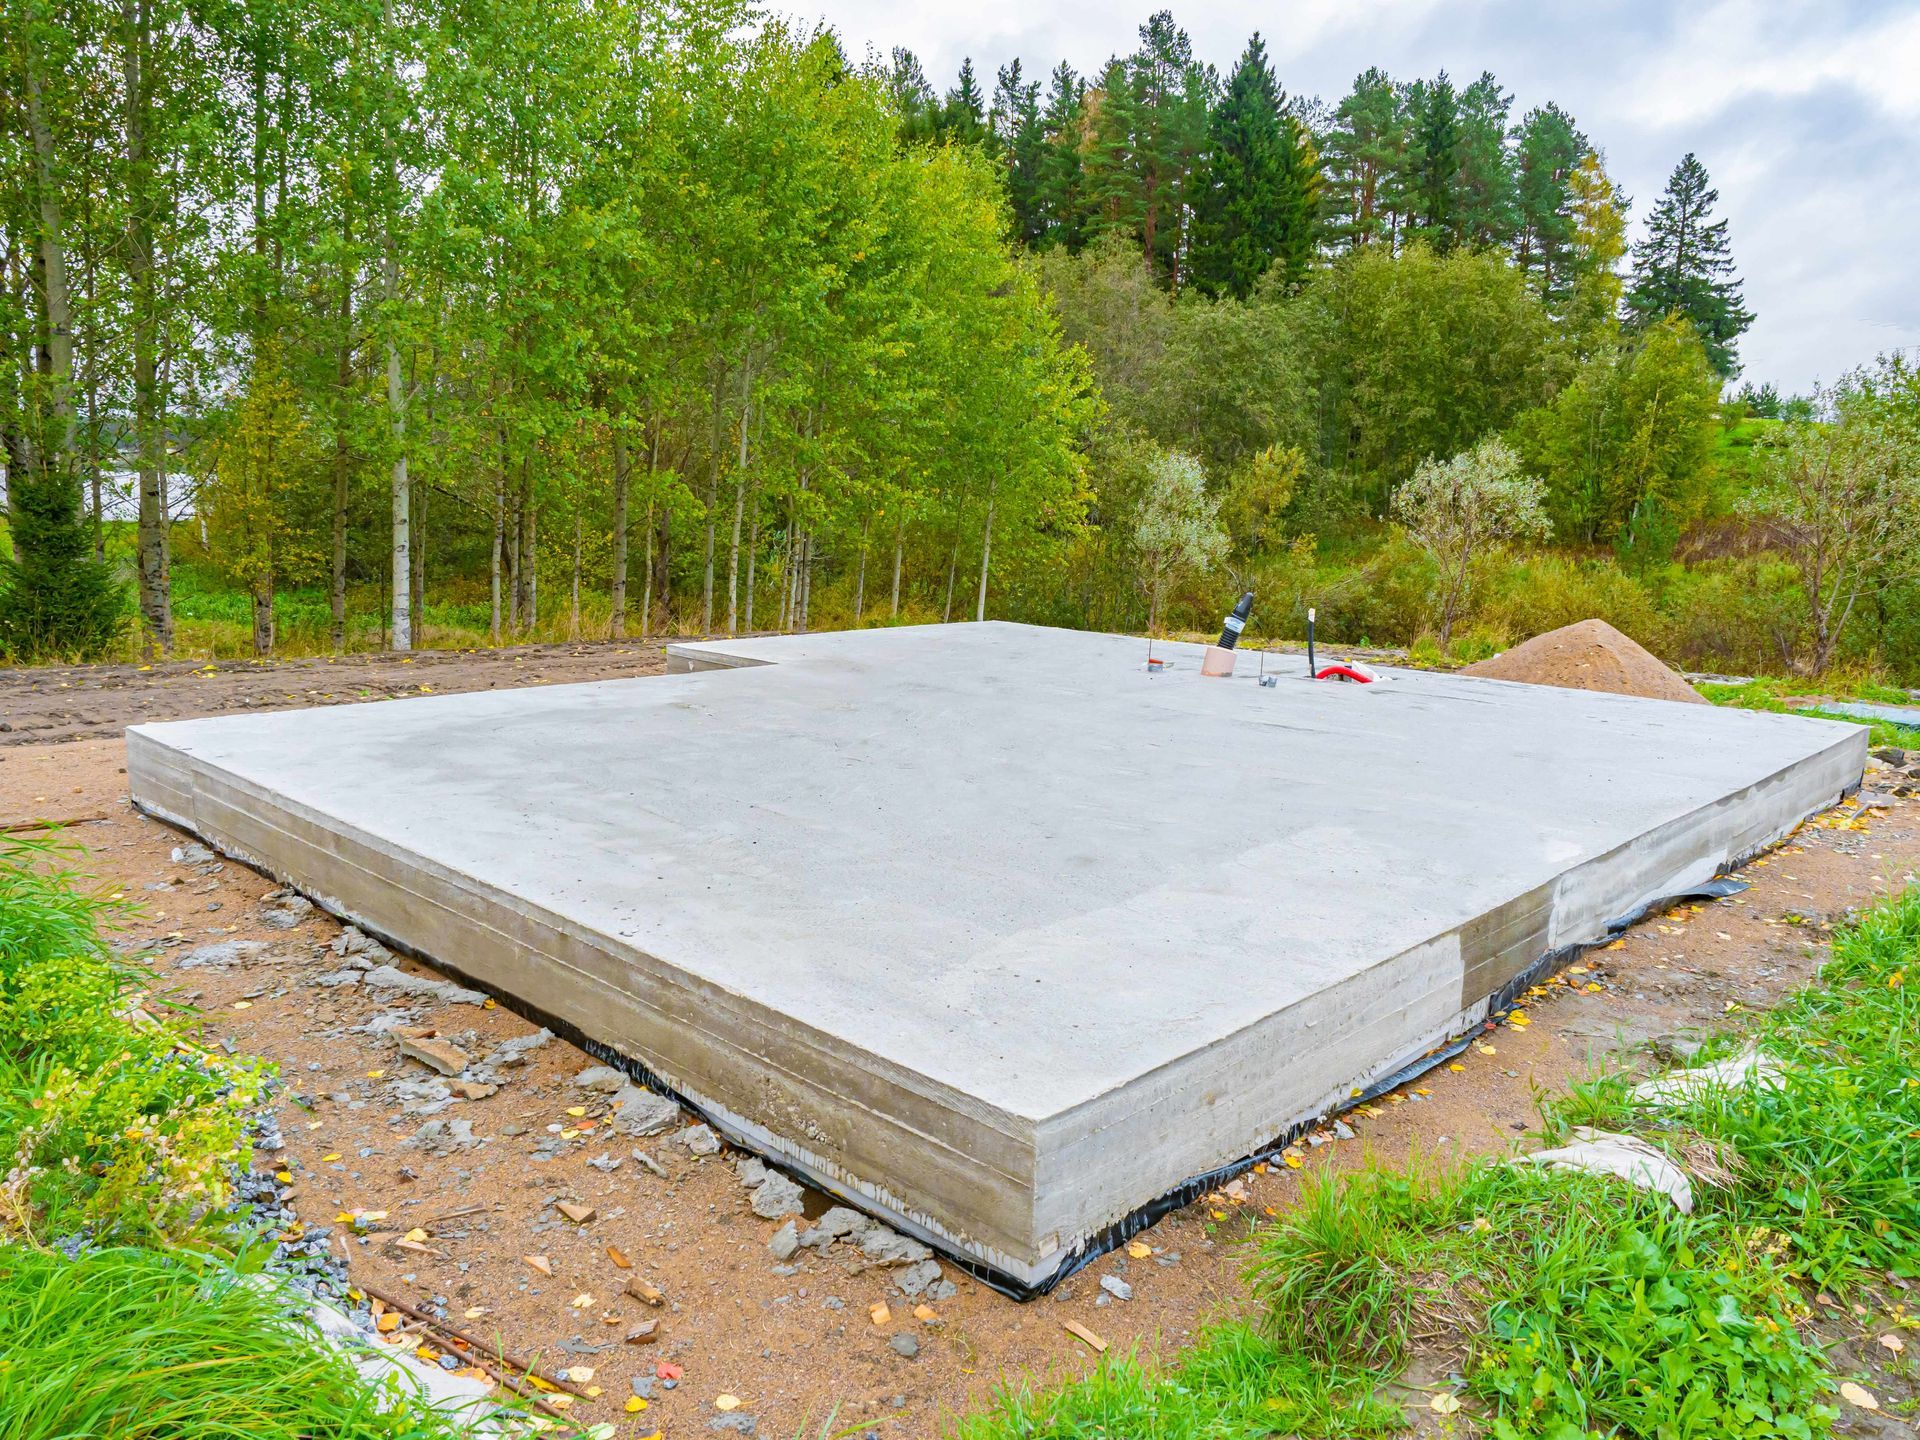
4;2;1917;677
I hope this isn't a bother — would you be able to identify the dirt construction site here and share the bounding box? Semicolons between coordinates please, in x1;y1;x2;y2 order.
9;627;1920;1437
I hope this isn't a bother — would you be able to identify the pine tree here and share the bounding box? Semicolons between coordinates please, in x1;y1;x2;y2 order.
1626;153;1752;377
1512;104;1587;306
1318;68;1409;251
1189;34;1315;297
1453;72;1518;250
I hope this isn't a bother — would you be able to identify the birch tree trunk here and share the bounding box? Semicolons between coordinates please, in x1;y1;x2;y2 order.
609;424;629;638
974;493;995;623
891;520;903;619
384;247;410;651
489;455;504;643
329;246;353;651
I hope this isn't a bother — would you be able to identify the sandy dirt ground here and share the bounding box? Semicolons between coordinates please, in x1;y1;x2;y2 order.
7;643;1919;1438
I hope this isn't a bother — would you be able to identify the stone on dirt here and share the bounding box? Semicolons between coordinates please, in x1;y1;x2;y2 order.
889;1332;920;1359
768;1222;800;1261
403;1117;482;1157
1100;1274;1133;1302
675;1123;721;1156
363;964;487;1007
895;1259;942;1297
178;939;274;969
748;1171;804;1220
396;1033;470;1076
574;1064;627;1093
260;892;316;929
610;1086;680;1137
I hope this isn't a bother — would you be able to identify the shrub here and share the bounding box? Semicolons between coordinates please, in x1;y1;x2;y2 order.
0;837;265;1243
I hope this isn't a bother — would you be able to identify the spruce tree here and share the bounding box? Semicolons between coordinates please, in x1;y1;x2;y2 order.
941;59;989;146
1190;34;1315;297
1035;63;1087;250
1626;153;1753;377
885;49;939;145
993;62;1047;246
1405;72;1461;249
0;460;128;660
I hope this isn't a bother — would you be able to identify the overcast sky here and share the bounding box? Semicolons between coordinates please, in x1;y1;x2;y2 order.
791;0;1920;393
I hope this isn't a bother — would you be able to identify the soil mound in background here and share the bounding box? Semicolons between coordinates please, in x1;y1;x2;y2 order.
1461;619;1706;705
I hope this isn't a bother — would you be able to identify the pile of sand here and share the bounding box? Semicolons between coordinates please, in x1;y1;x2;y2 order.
1461;619;1706;705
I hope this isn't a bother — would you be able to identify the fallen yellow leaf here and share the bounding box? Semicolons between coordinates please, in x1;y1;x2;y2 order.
1126;1241;1152;1259
716;1395;741;1412
1839;1381;1879;1411
1430;1393;1462;1415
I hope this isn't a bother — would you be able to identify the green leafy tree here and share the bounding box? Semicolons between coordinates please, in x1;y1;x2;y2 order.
1510;314;1720;545
1565;151;1629;351
1747;357;1920;674
1626;153;1752;378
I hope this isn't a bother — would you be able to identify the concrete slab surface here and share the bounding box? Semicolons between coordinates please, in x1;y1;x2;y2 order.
126;622;1866;1287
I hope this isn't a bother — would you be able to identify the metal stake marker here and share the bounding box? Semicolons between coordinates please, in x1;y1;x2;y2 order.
1307;607;1317;678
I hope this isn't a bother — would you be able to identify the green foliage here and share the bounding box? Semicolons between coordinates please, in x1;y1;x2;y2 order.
0;837;265;1243
1188;35;1317;299
0;1245;476;1439
1306;242;1558;508
1512;315;1723;544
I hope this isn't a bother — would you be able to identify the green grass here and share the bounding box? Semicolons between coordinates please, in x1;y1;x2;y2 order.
1699;676;1920;751
957;887;1920;1440
0;1245;481;1440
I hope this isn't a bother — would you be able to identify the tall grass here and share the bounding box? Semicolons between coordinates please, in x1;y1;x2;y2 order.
0;1245;477;1440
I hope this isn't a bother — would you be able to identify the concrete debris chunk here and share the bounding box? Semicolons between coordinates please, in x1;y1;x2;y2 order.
677;1123;721;1156
748;1171;805;1220
816;1206;865;1238
735;1157;769;1189
402;1117;482;1157
610;1086;680;1137
1521;1127;1693;1213
178;939;274;970
895;1259;943;1297
574;1064;628;1093
311;968;364;988
1630;1047;1784;1106
768;1222;800;1261
362;964;488;1007
1100;1274;1133;1302
397;1033;471;1076
389;1079;454;1116
171;842;216;866
853;1219;931;1266
260;893;315;929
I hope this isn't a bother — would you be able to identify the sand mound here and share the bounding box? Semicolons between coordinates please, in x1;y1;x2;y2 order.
1461;619;1705;705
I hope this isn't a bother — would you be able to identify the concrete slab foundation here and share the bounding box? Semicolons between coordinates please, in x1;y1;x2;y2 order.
127;623;1866;1290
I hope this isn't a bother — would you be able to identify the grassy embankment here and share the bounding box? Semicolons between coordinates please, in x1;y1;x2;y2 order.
956;887;1920;1439
0;836;495;1440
